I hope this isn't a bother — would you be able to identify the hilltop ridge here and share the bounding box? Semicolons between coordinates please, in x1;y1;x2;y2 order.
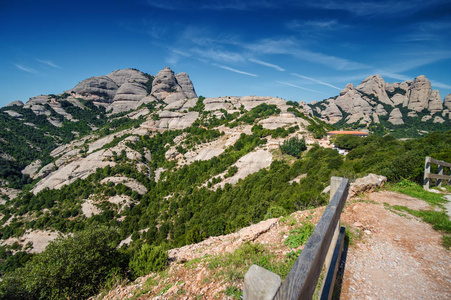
306;74;451;133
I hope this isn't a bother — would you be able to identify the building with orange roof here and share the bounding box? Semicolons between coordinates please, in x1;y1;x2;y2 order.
326;130;369;137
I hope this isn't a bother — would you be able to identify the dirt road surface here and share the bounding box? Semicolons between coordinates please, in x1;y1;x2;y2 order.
338;191;451;299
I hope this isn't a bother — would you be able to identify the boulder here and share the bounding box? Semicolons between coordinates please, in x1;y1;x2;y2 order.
356;75;393;106
388;108;404;125
71;76;118;100
408;75;431;112
433;116;445;123
427;90;443;113
175;72;197;98
421;115;432;122
350;173;387;196
239;218;279;241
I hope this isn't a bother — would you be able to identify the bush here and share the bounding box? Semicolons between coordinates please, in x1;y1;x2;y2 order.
279;137;307;158
0;226;125;300
129;244;168;277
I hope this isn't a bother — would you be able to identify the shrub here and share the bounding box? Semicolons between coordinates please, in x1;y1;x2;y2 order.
129;244;168;277
0;226;125;300
280;137;307;158
285;222;315;248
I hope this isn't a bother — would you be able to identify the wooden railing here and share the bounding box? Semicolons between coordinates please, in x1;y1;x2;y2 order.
424;157;451;190
243;177;349;300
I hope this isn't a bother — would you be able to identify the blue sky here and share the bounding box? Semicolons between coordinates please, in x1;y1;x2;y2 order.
1;0;450;107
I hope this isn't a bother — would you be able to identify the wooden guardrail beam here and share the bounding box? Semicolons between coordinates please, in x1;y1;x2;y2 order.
424;156;451;189
273;178;349;300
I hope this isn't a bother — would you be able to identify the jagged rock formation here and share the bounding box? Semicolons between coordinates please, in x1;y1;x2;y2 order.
388;108;404;125
310;74;451;128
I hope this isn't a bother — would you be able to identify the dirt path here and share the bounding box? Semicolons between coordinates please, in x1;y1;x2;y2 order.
338;191;451;299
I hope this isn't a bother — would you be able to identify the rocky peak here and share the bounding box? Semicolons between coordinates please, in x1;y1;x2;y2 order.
71;76;119;101
151;67;183;101
355;75;393;106
444;94;451;110
107;69;148;86
428;89;443;113
175;72;197;99
408;75;431;112
388;108;404;125
340;83;354;96
6;100;24;107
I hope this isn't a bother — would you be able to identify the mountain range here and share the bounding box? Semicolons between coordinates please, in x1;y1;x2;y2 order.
304;74;451;135
0;66;450;299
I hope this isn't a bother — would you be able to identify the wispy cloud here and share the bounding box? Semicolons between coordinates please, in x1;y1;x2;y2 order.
192;48;245;64
243;38;369;71
430;80;451;90
287;19;344;31
145;0;275;11
14;64;37;74
249;58;285;71
291;73;341;90
37;59;61;69
217;65;258;77
276;81;320;93
305;0;445;17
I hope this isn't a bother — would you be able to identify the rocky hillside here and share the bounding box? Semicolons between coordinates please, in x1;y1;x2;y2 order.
306;75;451;137
0;67;450;299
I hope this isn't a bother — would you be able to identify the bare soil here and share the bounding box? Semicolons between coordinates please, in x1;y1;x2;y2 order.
338;191;451;299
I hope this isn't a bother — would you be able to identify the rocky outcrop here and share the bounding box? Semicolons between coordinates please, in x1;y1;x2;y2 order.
428;90;443;113
107;69;148;86
388;108;404;125
321;102;342;123
71;76;119;100
310;74;449;127
356;75;393;106
375;104;388;116
444;94;451;110
175;72;197;98
6;100;24;107
350;173;387;196
151;67;183;101
408;75;431;112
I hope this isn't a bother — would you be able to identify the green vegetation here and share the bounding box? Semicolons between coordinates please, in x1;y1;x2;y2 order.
389;179;447;207
284;222;315;248
279;136;307;158
129;244;168;277
0;226;127;300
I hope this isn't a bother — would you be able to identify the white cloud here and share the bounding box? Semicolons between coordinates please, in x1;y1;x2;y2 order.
37;59;61;69
276;81;320;93
14;64;37;74
249;58;285;71
291;73;341;90
192;48;245;64
217;65;258;77
243;38;369;71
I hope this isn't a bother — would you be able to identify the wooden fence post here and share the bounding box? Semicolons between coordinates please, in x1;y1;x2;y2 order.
438;165;443;187
424;156;431;190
